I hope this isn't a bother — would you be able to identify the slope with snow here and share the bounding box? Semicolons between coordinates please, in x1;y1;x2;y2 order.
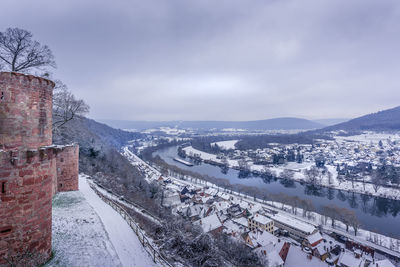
47;191;122;266
79;176;159;267
46;176;159;267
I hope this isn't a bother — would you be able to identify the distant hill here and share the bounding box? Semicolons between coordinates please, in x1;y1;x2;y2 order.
100;117;324;131
313;118;350;126
320;106;400;132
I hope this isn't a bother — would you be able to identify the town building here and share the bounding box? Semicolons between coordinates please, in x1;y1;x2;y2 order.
266;213;316;240
248;213;274;233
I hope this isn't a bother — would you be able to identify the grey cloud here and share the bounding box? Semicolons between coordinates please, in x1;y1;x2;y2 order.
1;0;400;121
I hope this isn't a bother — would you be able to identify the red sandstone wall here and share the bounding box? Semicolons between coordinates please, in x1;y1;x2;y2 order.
0;72;79;265
56;144;79;193
0;72;55;150
0;147;55;264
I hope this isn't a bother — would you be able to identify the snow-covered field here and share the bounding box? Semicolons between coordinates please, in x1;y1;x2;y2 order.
183;146;239;167
335;132;400;144
46;176;159;267
143;127;189;135
211;139;239;150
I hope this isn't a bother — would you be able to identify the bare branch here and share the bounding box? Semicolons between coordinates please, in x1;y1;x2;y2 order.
0;27;56;73
52;81;90;130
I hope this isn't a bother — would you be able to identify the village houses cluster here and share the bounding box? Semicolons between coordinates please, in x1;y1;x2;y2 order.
214;133;400;184
123;146;397;267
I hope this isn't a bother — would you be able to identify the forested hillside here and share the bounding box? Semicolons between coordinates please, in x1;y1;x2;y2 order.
321;106;400;132
234;133;333;150
52;115;156;210
53;116;142;150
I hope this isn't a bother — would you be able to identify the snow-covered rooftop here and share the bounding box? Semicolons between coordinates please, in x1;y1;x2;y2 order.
306;232;323;246
372;259;396;267
251;213;272;225
233;217;249;228
338;252;362;267
285;246;327;267
194;213;222;233
248;230;278;247
268;213;316;234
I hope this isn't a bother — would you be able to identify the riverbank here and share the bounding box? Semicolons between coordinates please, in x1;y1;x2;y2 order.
123;145;400;260
153;145;400;239
183;146;400;201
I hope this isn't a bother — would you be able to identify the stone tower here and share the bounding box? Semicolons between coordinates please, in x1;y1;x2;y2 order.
0;72;79;265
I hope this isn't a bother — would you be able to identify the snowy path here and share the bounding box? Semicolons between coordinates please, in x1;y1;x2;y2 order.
79;176;159;267
47;191;122;267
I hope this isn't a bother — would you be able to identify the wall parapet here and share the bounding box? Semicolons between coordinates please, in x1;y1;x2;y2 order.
54;144;79;193
0;146;55;264
0;73;79;265
0;72;55;150
0;72;55;87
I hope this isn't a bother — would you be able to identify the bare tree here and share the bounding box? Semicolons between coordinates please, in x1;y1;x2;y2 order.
221;157;228;167
280;169;294;179
327;170;333;185
371;170;383;193
0;28;56;73
339;208;355;232
350;216;361;236
321;204;341;228
52;80;90;129
300;199;315;218
304;166;321;186
238;158;250;171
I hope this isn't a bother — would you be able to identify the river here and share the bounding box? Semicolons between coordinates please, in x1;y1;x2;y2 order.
154;146;400;239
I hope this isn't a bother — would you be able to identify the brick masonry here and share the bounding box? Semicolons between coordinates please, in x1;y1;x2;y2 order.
56;145;79;193
0;148;55;263
0;72;54;150
0;72;79;265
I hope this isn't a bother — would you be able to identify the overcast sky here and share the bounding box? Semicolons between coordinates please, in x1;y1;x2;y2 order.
2;0;400;121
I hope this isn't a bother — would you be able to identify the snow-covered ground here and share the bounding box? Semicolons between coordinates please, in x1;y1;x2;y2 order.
335;132;400;144
143;127;189;135
47;191;121;266
79;176;159;267
211;139;239;150
46;176;159;267
183;146;239;167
